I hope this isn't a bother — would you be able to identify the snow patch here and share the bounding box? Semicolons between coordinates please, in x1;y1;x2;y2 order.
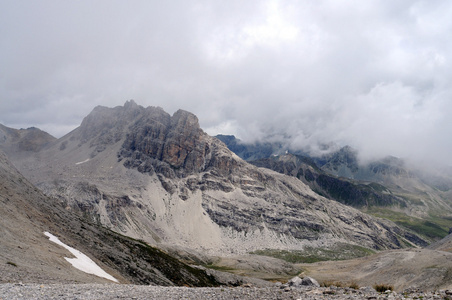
75;159;90;165
44;232;118;282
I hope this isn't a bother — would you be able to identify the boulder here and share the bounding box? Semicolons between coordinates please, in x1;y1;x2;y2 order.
302;276;320;287
288;276;303;287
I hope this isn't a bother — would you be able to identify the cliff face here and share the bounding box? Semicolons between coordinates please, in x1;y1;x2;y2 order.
250;153;405;208
119;108;215;177
6;101;429;257
75;100;239;179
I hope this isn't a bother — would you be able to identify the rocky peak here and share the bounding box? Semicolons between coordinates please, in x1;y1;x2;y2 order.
367;157;412;178
320;145;359;175
0;124;56;153
123;99;138;109
332;146;359;165
119;106;220;178
77;101;145;144
0;124;20;143
171;109;200;129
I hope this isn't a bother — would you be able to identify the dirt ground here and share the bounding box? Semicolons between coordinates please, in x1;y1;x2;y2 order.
298;248;452;291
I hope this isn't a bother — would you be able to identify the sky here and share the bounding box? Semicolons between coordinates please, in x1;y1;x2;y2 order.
1;0;452;165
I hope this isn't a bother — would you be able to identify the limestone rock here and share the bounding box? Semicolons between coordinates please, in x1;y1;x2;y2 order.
302;276;320;287
288;276;303;287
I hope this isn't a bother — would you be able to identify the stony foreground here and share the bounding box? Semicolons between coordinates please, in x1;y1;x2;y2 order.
1;283;452;300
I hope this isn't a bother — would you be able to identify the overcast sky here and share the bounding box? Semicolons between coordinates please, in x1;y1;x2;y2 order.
1;0;451;165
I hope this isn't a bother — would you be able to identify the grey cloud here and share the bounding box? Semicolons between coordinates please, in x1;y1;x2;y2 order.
1;0;452;165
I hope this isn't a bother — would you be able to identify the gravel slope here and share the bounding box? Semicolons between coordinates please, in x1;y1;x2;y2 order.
2;283;452;300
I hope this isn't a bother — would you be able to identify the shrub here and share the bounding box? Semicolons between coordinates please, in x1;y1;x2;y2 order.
6;261;17;267
321;280;343;287
373;284;393;293
348;281;360;289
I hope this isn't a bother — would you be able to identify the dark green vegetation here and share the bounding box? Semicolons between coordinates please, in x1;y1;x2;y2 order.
373;284;394;292
203;265;235;272
367;208;450;240
321;280;360;289
314;174;399;207
6;261;17;267
250;243;375;264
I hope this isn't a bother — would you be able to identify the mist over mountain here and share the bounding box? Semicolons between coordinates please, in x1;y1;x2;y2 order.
4;100;452;292
218;134;452;241
2;1;452;167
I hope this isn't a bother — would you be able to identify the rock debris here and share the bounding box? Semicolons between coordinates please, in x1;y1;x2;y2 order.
1;283;451;300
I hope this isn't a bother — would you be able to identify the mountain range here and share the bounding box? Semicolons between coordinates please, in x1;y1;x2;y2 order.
217;135;452;241
2;100;452;290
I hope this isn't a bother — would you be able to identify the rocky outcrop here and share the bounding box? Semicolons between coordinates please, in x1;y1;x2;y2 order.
287;276;320;287
319;146;360;176
118;107;244;179
118;108;214;177
251;153;404;208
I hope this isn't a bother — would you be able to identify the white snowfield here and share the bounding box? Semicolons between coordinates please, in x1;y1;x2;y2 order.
44;232;118;282
75;159;90;165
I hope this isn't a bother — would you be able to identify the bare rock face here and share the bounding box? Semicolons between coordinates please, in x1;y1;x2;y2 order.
287;276;319;287
73;100;144;156
222;136;452;241
302;277;320;287
117;105;243;181
164;110;205;170
119;108;213;176
250;153;405;209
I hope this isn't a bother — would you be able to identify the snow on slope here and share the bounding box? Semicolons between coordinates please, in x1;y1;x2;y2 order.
75;159;90;165
44;232;118;282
